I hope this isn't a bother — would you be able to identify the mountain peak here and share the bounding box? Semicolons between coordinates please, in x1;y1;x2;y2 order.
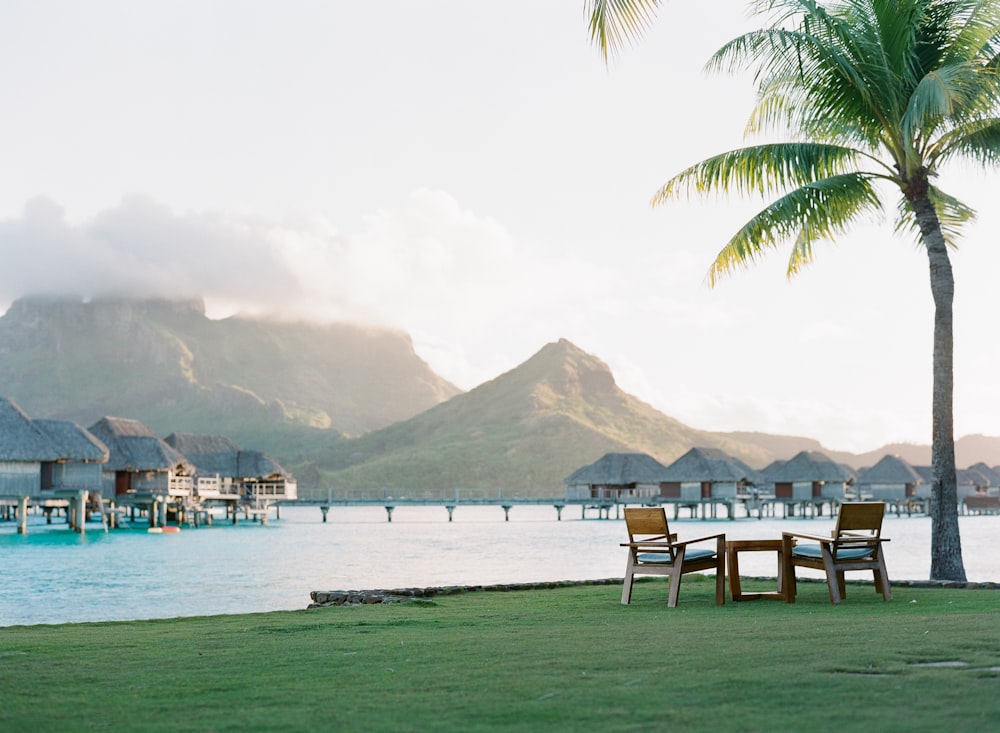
519;338;616;399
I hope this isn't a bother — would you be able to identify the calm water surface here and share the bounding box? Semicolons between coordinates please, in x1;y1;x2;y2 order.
1;505;996;626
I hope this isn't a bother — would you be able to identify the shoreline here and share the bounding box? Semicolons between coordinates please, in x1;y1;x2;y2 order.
308;575;1000;607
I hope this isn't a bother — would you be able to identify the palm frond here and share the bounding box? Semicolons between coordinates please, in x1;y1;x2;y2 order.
903;61;988;145
942;0;1000;66
653;143;864;204
707;17;903;152
931;117;1000;167
707;172;884;285
585;0;661;62
894;184;976;248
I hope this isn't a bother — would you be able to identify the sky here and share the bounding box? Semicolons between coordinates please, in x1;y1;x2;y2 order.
2;1;999;454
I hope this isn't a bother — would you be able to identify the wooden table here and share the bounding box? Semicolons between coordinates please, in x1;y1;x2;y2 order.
726;538;785;601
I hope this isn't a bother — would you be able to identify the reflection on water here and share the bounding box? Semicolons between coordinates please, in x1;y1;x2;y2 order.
1;505;996;626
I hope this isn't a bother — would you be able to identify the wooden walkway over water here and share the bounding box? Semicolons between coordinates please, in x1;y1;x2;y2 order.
283;492;874;522
3;490;951;533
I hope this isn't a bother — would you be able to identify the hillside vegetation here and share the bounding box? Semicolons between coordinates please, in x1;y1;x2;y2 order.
318;339;820;492
0;296;458;468
2;296;997;491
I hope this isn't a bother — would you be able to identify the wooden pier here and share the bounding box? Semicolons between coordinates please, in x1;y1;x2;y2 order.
7;488;977;532
0;490;278;534
283;491;857;523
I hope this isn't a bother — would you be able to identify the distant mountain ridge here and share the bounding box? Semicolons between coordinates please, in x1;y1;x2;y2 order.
0;296;459;468
315;338;991;492
2;296;998;491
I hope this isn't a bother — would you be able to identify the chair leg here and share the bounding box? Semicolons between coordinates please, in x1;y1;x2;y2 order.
875;548;892;601
781;535;796;603
715;557;726;605
667;565;683;608
621;555;636;605
666;547;686;607
821;546;843;604
836;571;847;600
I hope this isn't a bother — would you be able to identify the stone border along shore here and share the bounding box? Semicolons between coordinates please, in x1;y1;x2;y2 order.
308;577;998;607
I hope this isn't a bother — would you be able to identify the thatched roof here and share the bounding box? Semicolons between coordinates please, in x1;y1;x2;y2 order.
856;454;921;485
165;432;290;479
0;397;61;461
660;446;763;483
33;419;109;462
762;450;853;483
965;462;1000;486
564;452;669;486
87;417;193;473
913;464;995;487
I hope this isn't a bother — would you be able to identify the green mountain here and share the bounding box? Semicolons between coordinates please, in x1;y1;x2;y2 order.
0;296;460;471
315;338;787;494
4;297;997;493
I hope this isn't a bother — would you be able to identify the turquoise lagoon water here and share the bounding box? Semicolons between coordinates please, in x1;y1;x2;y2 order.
1;505;997;626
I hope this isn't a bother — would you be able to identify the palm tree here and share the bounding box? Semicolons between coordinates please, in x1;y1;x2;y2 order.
586;0;1000;580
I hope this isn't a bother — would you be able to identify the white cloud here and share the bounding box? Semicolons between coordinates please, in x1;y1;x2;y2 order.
0;195;299;306
1;186;998;454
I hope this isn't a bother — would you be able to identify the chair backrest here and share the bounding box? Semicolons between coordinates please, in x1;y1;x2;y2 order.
624;507;671;542
834;502;885;539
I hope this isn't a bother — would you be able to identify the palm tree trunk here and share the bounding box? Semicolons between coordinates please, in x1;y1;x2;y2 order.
911;193;967;581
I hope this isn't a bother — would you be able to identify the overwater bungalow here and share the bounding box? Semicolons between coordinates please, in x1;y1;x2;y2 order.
911;464;1000;513
658;446;763;501
0;397;61;497
855;454;923;502
761;450;854;504
563;452;669;501
963;462;1000;493
34;418;111;526
87;416;194;526
164;432;297;504
0;398;110;532
0;397;63;531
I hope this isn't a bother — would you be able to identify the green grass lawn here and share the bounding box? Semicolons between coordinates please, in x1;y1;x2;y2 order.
1;578;997;732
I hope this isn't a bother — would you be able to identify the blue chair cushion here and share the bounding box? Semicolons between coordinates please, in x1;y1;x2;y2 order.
792;544;874;561
637;548;716;564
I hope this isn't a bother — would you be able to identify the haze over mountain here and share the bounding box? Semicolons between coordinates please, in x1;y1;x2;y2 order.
1;296;997;492
315;338;774;491
312;339;999;492
0;296;458;466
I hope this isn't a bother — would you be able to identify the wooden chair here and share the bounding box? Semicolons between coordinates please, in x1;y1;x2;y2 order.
781;502;892;604
620;507;726;607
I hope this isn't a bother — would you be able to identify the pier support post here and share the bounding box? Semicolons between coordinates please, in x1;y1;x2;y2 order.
502;505;511;522
554;504;563;521
385;506;394;522
17;495;28;534
445;505;455;522
320;506;329;522
75;491;88;533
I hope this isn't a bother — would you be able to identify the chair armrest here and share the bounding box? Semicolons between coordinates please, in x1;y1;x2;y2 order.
673;533;725;547
619;540;677;547
839;532;890;542
782;531;833;544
